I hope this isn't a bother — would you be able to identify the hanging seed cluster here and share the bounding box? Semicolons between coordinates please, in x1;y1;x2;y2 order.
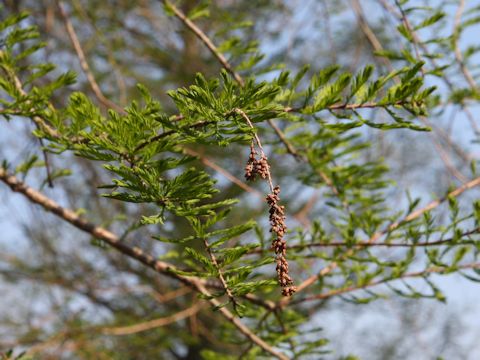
245;142;296;296
266;185;296;296
245;144;269;181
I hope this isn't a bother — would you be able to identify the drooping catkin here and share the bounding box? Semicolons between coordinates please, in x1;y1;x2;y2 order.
266;186;296;296
245;144;270;181
245;143;296;296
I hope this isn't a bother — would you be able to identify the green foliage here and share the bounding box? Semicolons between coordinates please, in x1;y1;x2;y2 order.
2;2;480;359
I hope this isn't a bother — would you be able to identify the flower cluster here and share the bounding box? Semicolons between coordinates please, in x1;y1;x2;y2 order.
244;142;296;296
266;185;296;296
244;144;269;181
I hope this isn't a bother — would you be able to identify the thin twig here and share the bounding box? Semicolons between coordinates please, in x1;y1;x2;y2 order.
371;176;480;243
203;238;240;313
248;227;480;253
0;53;60;185
161;0;244;86
56;0;125;113
183;147;263;198
430;133;468;183
133;120;215;153
453;0;479;92
393;0;425;76
101;302;204;335
351;0;394;71
234;108;274;192
294;260;480;304
353;0;469;180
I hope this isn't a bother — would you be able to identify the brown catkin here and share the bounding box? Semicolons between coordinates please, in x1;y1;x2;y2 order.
244;143;270;181
245;142;296;296
245;144;257;181
266;186;296;296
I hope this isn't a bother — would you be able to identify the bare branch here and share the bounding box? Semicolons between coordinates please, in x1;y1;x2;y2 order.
101;302;205;335
453;0;479;92
56;0;125;113
161;0;244;86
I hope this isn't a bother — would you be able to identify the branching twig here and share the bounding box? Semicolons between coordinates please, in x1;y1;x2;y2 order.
281;175;480;305
370;176;480;243
353;0;470;181
0;52;60;185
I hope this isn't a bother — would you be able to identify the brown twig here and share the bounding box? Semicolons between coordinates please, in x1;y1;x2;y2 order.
0;52;61;184
393;0;425;76
370;176;480;243
203;238;240;312
146;286;192;304
295;260;480;304
351;0;394;71
234;108;274;191
286;100;407;112
453;0;479;93
183;147;264;198
100;302;205;335
161;0;244;86
248;227;480;253
56;0;125;113
133;120;215;153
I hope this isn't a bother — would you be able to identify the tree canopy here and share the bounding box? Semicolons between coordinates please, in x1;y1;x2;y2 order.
1;0;480;359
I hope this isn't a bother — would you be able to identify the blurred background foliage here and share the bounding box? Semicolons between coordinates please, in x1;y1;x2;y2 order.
1;0;480;359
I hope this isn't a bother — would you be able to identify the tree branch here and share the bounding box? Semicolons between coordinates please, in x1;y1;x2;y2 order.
0;167;288;360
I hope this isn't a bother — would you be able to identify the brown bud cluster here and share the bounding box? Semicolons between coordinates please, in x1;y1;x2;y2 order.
266;185;296;296
245;144;269;181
